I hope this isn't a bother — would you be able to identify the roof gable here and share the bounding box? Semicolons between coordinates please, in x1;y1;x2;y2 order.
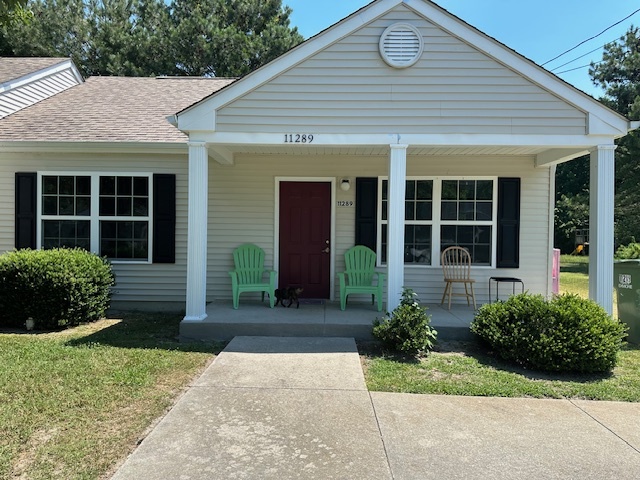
177;0;630;137
0;57;84;118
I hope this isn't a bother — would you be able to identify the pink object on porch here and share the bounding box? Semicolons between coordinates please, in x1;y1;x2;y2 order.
552;248;561;294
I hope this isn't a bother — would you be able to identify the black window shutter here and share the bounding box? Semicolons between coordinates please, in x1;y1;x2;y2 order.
355;177;378;251
15;172;37;249
153;174;176;263
496;177;521;268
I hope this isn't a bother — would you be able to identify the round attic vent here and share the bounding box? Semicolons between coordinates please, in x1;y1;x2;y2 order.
379;23;424;68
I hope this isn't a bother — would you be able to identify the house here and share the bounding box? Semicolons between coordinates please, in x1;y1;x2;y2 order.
0;0;637;337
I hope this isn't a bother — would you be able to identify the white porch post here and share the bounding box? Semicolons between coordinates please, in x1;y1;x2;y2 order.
589;144;616;315
184;141;209;321
387;144;408;311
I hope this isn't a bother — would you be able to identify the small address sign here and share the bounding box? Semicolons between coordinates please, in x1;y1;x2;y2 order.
284;134;314;144
337;201;354;207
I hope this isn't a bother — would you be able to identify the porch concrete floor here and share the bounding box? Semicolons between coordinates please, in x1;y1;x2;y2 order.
179;299;477;342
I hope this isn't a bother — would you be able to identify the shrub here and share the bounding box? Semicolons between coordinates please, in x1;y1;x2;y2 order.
373;288;437;355
471;293;627;373
615;242;640;260
0;248;115;329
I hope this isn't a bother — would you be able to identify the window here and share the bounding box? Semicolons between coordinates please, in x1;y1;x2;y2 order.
381;179;433;264
378;177;496;266
39;173;152;262
440;180;493;266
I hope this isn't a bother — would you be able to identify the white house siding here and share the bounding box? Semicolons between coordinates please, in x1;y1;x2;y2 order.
0;151;189;308
208;154;550;305
0;70;80;118
215;5;586;136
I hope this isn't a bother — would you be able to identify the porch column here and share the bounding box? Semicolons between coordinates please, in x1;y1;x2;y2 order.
588;144;616;315
184;141;209;321
387;144;408;311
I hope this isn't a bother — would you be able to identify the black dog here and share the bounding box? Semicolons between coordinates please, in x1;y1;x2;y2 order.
274;287;304;308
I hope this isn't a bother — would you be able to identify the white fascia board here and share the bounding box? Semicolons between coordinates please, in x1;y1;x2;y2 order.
0;141;187;156
176;0;400;128
535;148;589;167
0;59;83;93
404;0;630;135
189;131;617;148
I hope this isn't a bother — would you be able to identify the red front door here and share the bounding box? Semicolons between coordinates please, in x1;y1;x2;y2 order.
279;182;331;298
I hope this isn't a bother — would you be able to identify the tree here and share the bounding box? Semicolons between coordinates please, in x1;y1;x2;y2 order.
591;26;640;247
555;26;640;251
0;0;303;77
0;0;32;26
169;0;303;77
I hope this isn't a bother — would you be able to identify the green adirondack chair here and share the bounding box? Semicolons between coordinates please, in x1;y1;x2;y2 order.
229;244;277;309
337;245;385;311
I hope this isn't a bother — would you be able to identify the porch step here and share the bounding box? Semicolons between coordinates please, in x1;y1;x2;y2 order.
180;300;475;343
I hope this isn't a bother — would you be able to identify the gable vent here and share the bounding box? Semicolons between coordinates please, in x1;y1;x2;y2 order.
379;23;424;68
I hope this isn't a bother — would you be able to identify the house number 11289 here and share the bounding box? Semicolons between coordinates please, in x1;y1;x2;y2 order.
284;134;314;143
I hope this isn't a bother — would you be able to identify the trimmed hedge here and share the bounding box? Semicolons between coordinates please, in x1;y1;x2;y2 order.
471;293;627;373
0;248;115;329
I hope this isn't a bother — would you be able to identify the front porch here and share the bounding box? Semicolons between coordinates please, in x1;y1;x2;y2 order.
179;300;476;342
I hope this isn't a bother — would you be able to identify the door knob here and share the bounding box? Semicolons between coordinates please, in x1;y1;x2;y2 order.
322;247;330;253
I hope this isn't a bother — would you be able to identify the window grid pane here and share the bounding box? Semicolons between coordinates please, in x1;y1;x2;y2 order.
100;221;148;260
41;175;91;217
42;220;90;250
100;176;149;217
440;225;492;266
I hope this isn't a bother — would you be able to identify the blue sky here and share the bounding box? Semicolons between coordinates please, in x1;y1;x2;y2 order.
284;0;639;98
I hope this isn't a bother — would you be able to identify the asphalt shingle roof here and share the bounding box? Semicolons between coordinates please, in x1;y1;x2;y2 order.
0;57;69;84
0;76;236;143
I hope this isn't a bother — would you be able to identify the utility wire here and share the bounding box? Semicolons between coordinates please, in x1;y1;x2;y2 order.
549;40;613;72
556;61;604;75
542;7;640;66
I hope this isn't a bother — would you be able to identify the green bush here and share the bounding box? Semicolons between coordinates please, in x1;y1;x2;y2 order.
471;293;627;373
0;248;115;329
373;288;437;355
615;242;640;259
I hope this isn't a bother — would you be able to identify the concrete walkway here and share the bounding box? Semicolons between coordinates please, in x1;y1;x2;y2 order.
112;337;640;480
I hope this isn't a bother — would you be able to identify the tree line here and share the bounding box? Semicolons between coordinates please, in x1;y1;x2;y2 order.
555;26;640;253
0;0;304;78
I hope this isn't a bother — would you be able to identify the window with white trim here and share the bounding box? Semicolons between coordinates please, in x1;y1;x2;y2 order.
39;173;152;262
378;177;496;266
380;179;433;264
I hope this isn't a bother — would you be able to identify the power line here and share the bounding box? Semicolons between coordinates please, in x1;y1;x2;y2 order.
542;7;640;66
549;40;614;72
556;61;604;75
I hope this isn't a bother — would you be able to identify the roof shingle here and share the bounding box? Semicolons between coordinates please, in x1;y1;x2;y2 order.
0;76;235;143
0;57;70;84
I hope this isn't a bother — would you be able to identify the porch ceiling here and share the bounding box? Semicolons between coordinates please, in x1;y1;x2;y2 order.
223;144;550;157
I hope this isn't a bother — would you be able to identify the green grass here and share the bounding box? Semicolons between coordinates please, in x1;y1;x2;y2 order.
559;254;589;298
0;313;222;480
362;342;640;401
362;253;638;402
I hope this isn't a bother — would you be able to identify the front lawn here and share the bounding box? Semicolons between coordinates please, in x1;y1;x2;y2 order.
362;254;637;402
0;313;221;480
362;341;640;402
